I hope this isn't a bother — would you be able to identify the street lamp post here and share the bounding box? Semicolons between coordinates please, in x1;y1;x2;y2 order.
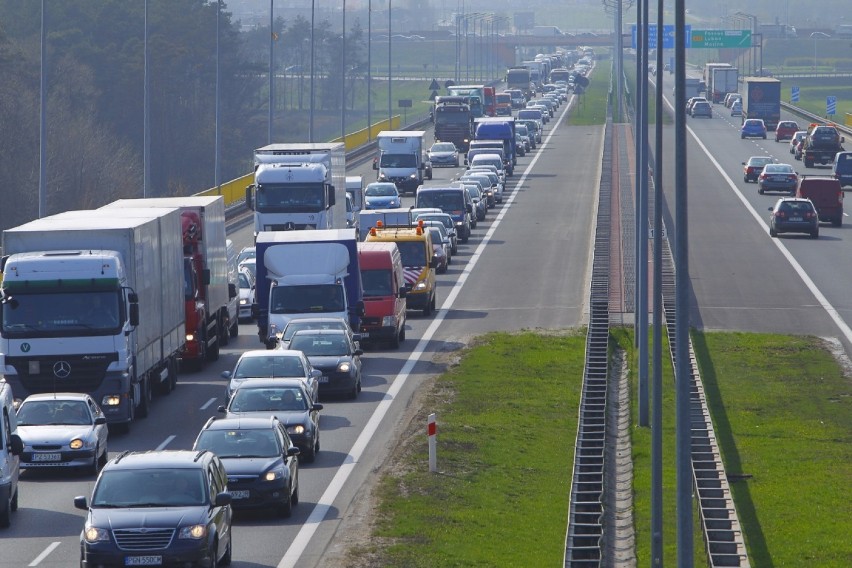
341;0;346;143
367;0;372;139
309;0;315;142
268;0;274;144
388;0;392;128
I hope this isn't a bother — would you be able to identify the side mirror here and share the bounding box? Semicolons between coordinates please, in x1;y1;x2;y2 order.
228;282;237;299
741;162;746;165
327;185;336;207
312;403;324;411
372;160;378;170
354;349;364;357
398;288;407;298
221;371;232;379
9;434;23;456
287;446;301;457
74;496;89;511
245;186;255;211
217;405;226;413
94;417;107;426
311;369;322;379
215;492;233;507
352;333;362;343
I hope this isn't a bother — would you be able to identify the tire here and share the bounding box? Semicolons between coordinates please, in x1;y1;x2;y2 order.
98;444;108;470
229;316;238;339
399;326;406;342
158;358;177;395
769;226;778;237
762;135;767;139
291;478;299;506
744;176;749;183
220;538;232;566
89;444;102;476
348;377;359;400
302;440;317;463
0;491;11;528
833;216;842;227
804;158;814;168
277;483;294;517
10;486;17;513
136;378;151;419
209;543;219;568
741;134;745;139
422;298;432;316
758;186;764;194
207;321;220;362
390;327;400;349
811;229;819;239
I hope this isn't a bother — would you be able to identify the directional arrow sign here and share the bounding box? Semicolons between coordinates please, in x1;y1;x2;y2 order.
690;29;752;48
791;86;800;103
827;96;837;116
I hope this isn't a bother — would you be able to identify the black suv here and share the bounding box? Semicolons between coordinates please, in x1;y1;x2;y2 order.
74;450;233;567
193;416;300;517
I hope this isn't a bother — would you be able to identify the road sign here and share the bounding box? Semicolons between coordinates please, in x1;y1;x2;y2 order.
791;86;800;103
631;24;691;50
690;29;751;48
398;99;412;108
429;78;441;91
827;96;837;116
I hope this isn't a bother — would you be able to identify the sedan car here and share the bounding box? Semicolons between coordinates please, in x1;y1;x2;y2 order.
690;101;713;118
238;266;255;322
277;316;361;349
364;182;401;209
15;393;108;474
460;173;497;207
467;169;504;203
768;197;819;238
758;163;799;195
741;118;767;139
775;120;800;142
425;226;450;273
516;124;533;152
288;329;363;399
221;379;322;462
743;156;776;183
193;416;300;517
427;142;460;167
222;349;321;402
790;131;808;155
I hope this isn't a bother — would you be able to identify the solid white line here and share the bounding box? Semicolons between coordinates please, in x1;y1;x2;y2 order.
156;435;176;451
29;542;61;566
200;397;218;410
657;79;852;345
277;99;577;568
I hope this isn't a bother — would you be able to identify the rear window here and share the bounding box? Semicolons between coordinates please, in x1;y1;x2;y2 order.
779;201;815;214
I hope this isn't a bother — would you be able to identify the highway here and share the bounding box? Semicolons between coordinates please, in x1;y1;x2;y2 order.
3;93;603;567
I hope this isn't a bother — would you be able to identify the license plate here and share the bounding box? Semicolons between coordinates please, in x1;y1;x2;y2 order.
772;176;786;181
230;490;250;500
33;453;61;462
318;376;329;383
359;332;369;338
125;557;162;566
789;217;802;222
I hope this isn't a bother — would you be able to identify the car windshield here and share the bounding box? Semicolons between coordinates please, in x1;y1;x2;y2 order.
229;386;309;412
17;400;91;426
380;154;416;168
417;191;463;211
430;143;455;153
233;355;304;378
366;184;397;196
92;469;207;508
290;334;350;356
195;428;280;459
361;269;393;297
270;283;344;315
238;272;251;289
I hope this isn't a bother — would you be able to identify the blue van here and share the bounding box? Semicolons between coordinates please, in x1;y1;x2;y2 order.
415;187;473;243
833;151;852;188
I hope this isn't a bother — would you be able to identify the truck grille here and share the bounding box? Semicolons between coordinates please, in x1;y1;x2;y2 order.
113;528;175;551
4;353;118;393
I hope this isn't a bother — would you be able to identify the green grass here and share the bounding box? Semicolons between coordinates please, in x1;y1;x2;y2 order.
623;64;673;125
568;59;612;126
785;84;852;121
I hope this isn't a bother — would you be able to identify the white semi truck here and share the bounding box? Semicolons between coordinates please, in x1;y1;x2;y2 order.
246;143;345;234
373;131;431;195
0;208;185;428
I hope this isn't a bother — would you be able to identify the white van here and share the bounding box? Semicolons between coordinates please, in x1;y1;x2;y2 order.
0;376;23;528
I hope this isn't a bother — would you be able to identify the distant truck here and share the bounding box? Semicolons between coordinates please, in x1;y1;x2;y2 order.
246;143;344;234
742;77;782;130
447;85;486;118
433;96;473;152
104;196;238;369
673;78;703;101
709;67;738;104
1;208;185;427
506;67;533;100
521;60;544;90
374;131;431;194
801;123;845;169
702;63;731;89
474;117;517;176
345;176;364;236
253;229;363;348
483;86;496;117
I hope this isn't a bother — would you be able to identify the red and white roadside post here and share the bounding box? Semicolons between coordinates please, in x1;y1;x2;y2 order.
428;413;437;472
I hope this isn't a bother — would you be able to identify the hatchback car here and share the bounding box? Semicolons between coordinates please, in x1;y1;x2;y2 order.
790;131;807;155
730;100;743;116
222;349;321;402
460;183;487;222
364;182;401;209
775;120;800;142
427;142;460;167
289;329;363;399
743;156;776;183
16;393;108;474
221;379;322;462
516;123;534;150
460;173;497;207
686;96;707;114
467;169;504;203
741;119;767;139
758;163;799;194
768;197;819;238
690;101;713;118
425;226;450;273
238;266;255;322
74;450;233;567
193;416;300;517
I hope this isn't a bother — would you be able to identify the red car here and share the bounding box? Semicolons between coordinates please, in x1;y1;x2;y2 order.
775;120;800;142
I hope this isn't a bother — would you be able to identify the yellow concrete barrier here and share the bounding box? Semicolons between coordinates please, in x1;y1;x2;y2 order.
198;173;253;207
846;113;852;128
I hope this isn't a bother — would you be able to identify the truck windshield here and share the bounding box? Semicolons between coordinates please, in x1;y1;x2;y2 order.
380;154;417;168
361;269;393;297
270;284;345;314
256;183;324;213
1;290;122;337
396;241;428;267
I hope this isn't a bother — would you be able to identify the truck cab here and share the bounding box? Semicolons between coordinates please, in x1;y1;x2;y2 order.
374;131;430;195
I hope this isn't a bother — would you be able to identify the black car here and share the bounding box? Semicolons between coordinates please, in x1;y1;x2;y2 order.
289;329;363;399
768;197;819;238
193;416;300;517
74;450;233;567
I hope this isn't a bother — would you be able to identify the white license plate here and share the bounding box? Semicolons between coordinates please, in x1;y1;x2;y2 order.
359;332;370;338
230;490;250;500
125;557;162;566
789;217;803;222
318;376;329;383
33;453;61;462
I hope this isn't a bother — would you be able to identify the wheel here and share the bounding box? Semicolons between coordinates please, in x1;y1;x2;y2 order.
422;299;432;316
348;377;359;400
769;226;778;237
209;542;219;568
220;538;232;566
98;444;108;470
390;327;400;349
744;176;748;183
804;158;814;168
0;490;11;528
454;159;459;167
301;441;316;463
137;378;151;419
399;326;406;342
158;358;177;395
291;477;299;506
762;135;767;139
229;315;238;339
741;134;745;139
775;136;779;142
10;486;17;513
277;482;294;517
207;321;220;362
833;216;842;227
811;229;819;239
758;186;764;194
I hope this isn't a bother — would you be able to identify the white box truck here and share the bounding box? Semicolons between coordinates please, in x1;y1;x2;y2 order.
0;209;185;429
103;196;238;369
373;131;431;195
246;143;345;234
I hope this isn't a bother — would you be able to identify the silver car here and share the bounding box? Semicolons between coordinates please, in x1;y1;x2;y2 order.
16;393;109;474
222;349;321;402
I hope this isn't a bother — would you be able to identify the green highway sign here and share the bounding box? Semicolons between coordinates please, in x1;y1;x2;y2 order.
690;29;752;48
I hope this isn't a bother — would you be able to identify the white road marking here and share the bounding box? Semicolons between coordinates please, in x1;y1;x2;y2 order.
29;542;61;566
156;435;176;451
200;397;218;410
277;98;578;568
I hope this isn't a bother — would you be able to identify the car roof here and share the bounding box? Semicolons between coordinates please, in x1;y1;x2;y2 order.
200;416;280;431
232;378;307;390
283;317;349;326
23;392;91;402
106;450;216;470
238;349;304;360
291;328;347;337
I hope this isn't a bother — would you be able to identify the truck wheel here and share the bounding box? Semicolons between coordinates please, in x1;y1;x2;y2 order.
207;322;220;362
833;216;842;227
804;158;814;168
229;315;239;339
137;379;151;418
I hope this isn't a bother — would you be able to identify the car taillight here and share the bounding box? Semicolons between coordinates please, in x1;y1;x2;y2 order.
759;173;767;180
805;211;815;219
747;167;754;174
775;210;786;219
789;175;797;181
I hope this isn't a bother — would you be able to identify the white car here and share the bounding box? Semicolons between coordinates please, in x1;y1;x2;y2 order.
238;266;255;322
15;393;109;474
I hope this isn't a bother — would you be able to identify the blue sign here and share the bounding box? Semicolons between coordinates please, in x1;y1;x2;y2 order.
827;96;837;116
791;86;800;103
631;24;692;50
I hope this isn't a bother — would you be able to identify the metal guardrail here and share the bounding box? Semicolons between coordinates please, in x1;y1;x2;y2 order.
781;102;852;136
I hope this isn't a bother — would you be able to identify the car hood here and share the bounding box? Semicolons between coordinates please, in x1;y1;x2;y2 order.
226;410;312;427
430;152;455;159
365;196;398;205
18;424;94;444
89;506;206;530
219;456;282;476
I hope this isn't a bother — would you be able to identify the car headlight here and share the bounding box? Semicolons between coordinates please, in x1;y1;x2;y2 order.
378;173;387;180
179;524;208;540
409;174;417;180
69;438;91;450
288;424;306;435
84;526;110;543
414;281;427;291
264;469;284;481
186;333;195;342
101;395;121;407
381;316;397;327
337;362;351;373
